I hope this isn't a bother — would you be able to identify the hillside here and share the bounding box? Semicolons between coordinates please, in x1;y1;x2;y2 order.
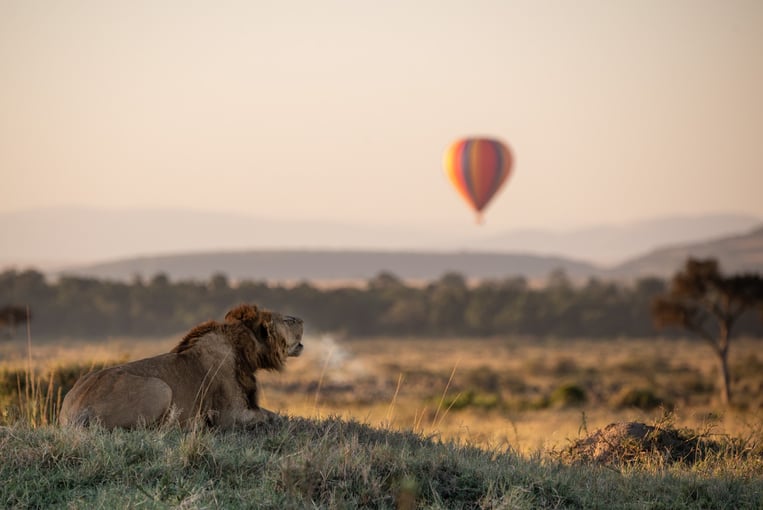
57;223;763;283
59;249;601;282
5;206;762;282
2;418;761;509
50;224;763;283
476;213;761;264
2;207;759;270
610;224;763;278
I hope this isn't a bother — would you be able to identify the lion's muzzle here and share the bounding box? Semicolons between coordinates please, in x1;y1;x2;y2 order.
285;315;304;357
289;343;304;356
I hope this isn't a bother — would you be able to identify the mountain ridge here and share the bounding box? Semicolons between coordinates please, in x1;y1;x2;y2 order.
54;224;763;283
2;206;759;270
58;249;602;283
608;224;763;278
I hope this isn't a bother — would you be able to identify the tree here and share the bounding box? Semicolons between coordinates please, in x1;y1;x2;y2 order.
0;305;30;337
427;272;469;335
651;258;763;406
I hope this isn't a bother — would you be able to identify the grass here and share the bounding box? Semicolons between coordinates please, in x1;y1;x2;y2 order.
1;334;762;507
2;335;763;447
259;335;763;452
2;417;762;509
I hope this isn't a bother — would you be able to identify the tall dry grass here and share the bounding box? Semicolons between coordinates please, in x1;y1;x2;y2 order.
4;310;62;427
2;332;762;452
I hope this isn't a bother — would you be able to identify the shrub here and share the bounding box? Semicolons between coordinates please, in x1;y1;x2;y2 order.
440;391;473;411
549;383;587;407
439;391;501;411
610;387;668;410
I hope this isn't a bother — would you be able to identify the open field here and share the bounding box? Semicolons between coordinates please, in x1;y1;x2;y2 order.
2;334;762;508
2;334;761;452
262;335;763;453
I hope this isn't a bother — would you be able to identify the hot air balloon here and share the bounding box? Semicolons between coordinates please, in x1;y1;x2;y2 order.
443;137;513;223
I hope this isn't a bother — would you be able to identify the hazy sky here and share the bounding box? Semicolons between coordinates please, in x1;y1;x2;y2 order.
1;0;762;233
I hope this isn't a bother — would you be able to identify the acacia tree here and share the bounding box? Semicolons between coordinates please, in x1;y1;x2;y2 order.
652;258;763;406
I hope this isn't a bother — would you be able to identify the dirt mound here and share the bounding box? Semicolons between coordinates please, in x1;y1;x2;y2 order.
558;422;722;467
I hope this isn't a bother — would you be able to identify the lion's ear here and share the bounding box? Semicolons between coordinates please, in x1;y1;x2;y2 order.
224;304;262;326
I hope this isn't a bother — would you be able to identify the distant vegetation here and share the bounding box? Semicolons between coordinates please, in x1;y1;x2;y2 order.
2;265;762;340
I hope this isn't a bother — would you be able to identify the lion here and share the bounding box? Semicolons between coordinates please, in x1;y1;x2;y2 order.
59;304;304;429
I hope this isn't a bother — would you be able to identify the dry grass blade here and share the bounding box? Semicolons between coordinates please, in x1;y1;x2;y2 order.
384;373;404;427
431;361;459;430
312;346;334;416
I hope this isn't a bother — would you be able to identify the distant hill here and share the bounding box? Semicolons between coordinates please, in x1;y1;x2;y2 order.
476;214;762;264
1;207;759;269
60;224;763;283
609;225;763;278
0;207;450;268
59;250;602;283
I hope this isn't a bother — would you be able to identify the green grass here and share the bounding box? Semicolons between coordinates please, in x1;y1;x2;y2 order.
2;416;762;509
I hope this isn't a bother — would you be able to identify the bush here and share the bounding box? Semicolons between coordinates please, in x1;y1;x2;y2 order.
549;383;587;407
610;387;668;410
439;390;502;411
441;390;474;411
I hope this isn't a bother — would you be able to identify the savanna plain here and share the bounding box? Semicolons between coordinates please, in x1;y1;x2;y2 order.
2;333;762;508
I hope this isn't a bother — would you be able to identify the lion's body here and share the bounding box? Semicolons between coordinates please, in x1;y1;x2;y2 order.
59;305;303;429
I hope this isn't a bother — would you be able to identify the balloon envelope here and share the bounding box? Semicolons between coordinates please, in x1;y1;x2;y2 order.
443;138;513;220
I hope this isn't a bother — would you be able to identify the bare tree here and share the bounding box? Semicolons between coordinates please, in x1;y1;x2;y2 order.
652;259;763;406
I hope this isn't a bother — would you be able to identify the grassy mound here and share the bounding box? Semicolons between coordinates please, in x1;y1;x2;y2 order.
2;416;763;509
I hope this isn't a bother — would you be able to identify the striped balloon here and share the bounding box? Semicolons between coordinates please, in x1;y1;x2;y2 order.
443;137;513;222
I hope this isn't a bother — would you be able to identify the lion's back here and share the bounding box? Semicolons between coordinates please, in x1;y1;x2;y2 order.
59;354;205;428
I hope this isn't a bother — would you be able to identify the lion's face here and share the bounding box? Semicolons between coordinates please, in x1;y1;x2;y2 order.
272;313;304;357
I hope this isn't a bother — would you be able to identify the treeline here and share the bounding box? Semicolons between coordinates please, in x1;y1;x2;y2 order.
2;269;762;340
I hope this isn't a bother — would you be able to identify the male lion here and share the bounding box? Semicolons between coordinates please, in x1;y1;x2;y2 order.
59;304;303;429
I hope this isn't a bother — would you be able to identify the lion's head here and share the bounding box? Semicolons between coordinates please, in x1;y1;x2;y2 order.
224;304;304;370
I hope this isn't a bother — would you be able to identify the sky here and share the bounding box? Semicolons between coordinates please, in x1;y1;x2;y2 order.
1;0;762;235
